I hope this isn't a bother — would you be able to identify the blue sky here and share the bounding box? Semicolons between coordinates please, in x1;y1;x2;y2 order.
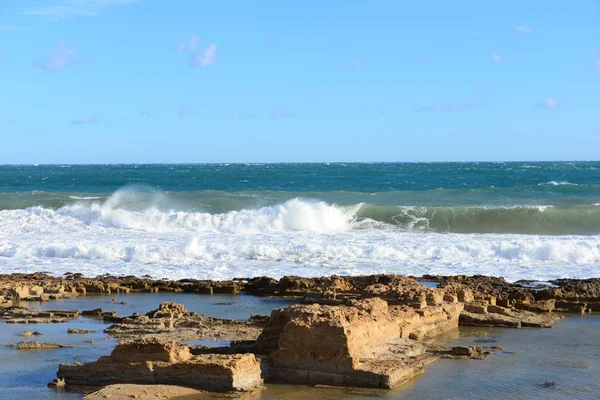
0;0;599;163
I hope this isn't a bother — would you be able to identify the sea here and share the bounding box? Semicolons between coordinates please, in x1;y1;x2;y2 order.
1;162;599;281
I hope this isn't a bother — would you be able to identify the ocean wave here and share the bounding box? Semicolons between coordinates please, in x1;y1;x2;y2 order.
539;181;579;186
2;187;600;235
1;191;358;235
2;187;600;281
355;204;600;235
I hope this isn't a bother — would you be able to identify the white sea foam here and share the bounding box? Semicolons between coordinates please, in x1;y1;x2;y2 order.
540;181;579;186
1;193;600;281
68;196;102;200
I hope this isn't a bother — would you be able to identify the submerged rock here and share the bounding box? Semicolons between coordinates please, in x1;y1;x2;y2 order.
20;330;42;336
9;341;73;350
104;302;263;342
84;384;205;399
0;306;79;324
67;328;96;334
47;378;65;388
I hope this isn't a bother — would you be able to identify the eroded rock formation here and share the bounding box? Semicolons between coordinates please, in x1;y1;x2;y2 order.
103;302;264;342
2;272;599;317
0;272;594;394
57;338;263;392
255;298;463;388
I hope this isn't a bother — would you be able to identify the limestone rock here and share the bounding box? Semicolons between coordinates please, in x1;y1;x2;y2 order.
83;384;205;399
68;328;96;334
104;302;263;342
47;378;65;388
57;339;262;392
110;338;192;363
0;306;79;323
10;341;73;350
460;306;562;328
256;298;462;389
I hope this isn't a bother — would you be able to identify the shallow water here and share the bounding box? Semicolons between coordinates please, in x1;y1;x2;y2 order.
0;293;295;400
248;315;600;400
1;294;599;400
17;292;296;321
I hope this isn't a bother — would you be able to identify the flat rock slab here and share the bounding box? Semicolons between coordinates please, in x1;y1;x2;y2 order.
84;384;205;399
7;341;73;350
0;306;80;323
58;338;263;393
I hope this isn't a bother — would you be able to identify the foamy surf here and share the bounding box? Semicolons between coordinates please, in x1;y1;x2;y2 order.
55;197;358;234
1;189;600;281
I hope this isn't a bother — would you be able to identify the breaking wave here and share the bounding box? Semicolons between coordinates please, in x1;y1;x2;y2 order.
3;187;600;235
2;187;600;281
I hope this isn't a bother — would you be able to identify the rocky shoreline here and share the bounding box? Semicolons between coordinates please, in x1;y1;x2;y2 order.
2;272;599;398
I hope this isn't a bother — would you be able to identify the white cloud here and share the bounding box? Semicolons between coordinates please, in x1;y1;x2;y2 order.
192;44;218;68
23;0;139;20
70;114;100;125
232;111;256;120
516;26;532;33
492;54;503;63
177;37;218;69
140;110;154;119
33;42;80;72
0;24;26;31
589;46;598;53
416;101;486;112
178;106;194;118
537;96;559;109
472;84;491;95
270;108;295;118
592;60;600;71
178;35;200;52
345;59;366;69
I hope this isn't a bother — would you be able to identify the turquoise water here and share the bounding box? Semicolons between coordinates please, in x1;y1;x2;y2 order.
1;162;600;280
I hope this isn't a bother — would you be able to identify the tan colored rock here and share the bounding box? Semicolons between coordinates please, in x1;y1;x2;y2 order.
464;302;488;314
460;306;562;328
256;298;462;389
81;308;104;317
555;300;587;313
104;302;263;343
47;378;65;388
68;328;96;334
110;338;192;363
11;341;73;350
514;299;556;313
496;298;511;308
84;384;205;399
0;306;79;323
57;339;262;392
145;302;188;319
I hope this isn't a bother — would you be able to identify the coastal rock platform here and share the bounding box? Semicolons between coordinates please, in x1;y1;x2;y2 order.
1;272;597;395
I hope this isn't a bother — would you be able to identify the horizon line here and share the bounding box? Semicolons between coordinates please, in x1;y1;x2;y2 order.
1;160;600;166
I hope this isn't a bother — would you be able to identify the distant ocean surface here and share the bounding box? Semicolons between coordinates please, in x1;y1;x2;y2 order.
1;162;600;281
